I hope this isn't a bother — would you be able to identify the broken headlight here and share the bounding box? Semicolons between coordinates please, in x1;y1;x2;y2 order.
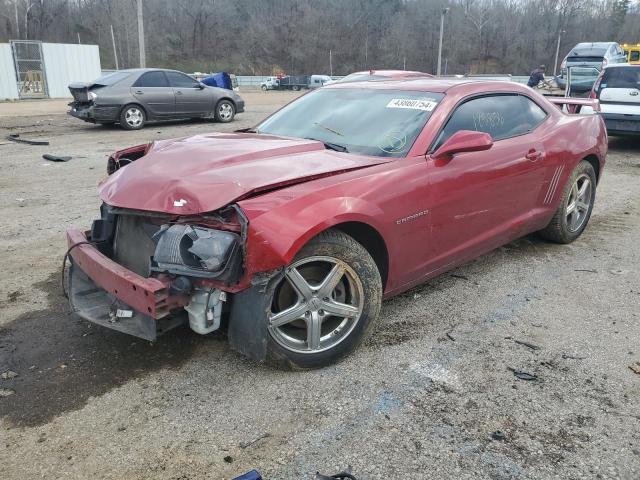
152;224;241;280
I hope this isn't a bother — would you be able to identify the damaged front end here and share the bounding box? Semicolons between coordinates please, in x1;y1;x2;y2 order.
67;203;248;341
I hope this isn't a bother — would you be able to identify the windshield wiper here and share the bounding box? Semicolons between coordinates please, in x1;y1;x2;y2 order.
314;121;344;137
306;137;349;153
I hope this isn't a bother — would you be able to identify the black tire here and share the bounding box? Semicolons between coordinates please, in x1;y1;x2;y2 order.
266;229;382;369
261;85;267;91
292;85;300;91
538;160;597;244
214;99;235;123
119;104;146;130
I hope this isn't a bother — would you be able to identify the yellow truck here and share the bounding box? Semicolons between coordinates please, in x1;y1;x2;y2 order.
622;43;640;64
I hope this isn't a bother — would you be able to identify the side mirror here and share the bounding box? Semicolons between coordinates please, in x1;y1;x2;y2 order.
197;83;205;89
432;130;493;161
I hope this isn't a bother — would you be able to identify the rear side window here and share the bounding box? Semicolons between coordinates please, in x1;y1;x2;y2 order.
133;71;169;87
166;71;200;88
602;67;640;88
434;94;547;149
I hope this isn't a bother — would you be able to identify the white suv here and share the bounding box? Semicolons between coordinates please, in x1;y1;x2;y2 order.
590;64;640;135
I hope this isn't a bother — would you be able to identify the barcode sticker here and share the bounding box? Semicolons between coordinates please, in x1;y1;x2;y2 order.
386;98;438;111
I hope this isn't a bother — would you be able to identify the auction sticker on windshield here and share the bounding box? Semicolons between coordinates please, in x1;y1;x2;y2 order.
386;98;438;111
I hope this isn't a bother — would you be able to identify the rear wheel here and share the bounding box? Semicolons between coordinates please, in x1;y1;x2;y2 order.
292;85;300;91
119;104;146;130
266;229;382;369
539;160;597;244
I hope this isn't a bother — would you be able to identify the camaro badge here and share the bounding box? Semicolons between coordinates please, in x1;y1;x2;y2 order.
396;210;429;225
173;198;188;207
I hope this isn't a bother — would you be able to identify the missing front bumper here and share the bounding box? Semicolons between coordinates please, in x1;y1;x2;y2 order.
68;259;186;341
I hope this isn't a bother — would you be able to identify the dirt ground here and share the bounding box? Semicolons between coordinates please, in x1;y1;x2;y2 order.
0;91;639;480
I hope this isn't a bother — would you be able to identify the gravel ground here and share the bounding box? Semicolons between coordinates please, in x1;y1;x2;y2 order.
0;92;639;480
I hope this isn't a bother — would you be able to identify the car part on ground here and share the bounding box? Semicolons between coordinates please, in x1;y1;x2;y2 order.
42;154;72;162
67;68;244;129
65;78;607;368
7;133;49;145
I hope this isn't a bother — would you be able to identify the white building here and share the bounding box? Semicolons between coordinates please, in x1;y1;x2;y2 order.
0;41;101;101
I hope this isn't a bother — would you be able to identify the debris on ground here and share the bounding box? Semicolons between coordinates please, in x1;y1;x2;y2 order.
574;269;598;273
629;362;640;375
507;367;538;381
491;430;507;441
0;388;16;397
1;370;18;379
562;353;587;360
7;133;50;146
42;154;72;162
514;339;541;351
316;471;357;480
232;470;262;480
239;432;271;449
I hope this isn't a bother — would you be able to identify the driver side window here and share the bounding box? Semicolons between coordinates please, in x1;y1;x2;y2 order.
433;94;547;150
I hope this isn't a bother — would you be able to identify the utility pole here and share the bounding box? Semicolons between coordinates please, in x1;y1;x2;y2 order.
110;25;119;70
403;57;406;70
329;49;333;76
437;8;449;76
14;1;19;38
136;0;146;68
77;32;81;44
554;30;566;76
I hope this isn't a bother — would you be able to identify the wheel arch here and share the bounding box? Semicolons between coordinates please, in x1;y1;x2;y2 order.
120;102;147;117
582;154;601;183
330;221;389;290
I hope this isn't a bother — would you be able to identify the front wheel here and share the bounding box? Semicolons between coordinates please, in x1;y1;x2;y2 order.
261;85;267;91
214;99;235;123
538;160;597;244
266;229;382;369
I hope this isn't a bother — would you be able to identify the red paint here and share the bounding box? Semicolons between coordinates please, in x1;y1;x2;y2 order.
71;79;607;310
67;229;188;317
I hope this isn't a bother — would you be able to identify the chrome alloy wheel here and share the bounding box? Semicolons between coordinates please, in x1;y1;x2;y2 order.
566;173;593;232
124;107;143;127
218;102;234;121
268;256;364;354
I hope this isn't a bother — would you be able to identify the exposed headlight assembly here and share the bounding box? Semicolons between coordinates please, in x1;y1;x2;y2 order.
88;91;98;101
152;224;242;280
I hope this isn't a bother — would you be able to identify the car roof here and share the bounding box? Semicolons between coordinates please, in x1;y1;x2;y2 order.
324;77;527;94
574;42;618;49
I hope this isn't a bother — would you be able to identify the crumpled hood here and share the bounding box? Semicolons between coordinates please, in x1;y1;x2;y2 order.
99;133;391;215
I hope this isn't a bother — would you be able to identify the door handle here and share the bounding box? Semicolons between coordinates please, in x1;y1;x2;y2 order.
175;90;183;95
134;90;144;94
525;149;543;161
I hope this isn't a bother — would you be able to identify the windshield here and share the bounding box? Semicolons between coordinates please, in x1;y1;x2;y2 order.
257;88;443;157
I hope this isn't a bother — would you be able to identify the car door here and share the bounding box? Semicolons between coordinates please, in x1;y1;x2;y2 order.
166;71;212;116
425;94;549;270
130;71;175;116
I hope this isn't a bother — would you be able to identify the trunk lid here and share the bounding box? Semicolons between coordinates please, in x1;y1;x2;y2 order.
99;133;392;215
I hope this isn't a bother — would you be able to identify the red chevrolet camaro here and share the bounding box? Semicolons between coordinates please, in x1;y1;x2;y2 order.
66;78;607;368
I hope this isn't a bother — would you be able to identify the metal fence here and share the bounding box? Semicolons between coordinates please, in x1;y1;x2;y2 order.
11;40;48;99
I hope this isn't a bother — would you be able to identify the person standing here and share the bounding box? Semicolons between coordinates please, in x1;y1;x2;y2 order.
527;65;547;88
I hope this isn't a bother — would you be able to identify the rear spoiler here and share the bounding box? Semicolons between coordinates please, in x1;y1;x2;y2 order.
547;97;600;114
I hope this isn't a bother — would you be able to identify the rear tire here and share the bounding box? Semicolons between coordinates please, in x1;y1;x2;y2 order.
538;160;597;244
266;229;382;369
292;85;300;91
119;104;146;130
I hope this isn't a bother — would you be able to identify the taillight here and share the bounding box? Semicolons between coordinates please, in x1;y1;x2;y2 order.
560;58;567;70
602;58;608;67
